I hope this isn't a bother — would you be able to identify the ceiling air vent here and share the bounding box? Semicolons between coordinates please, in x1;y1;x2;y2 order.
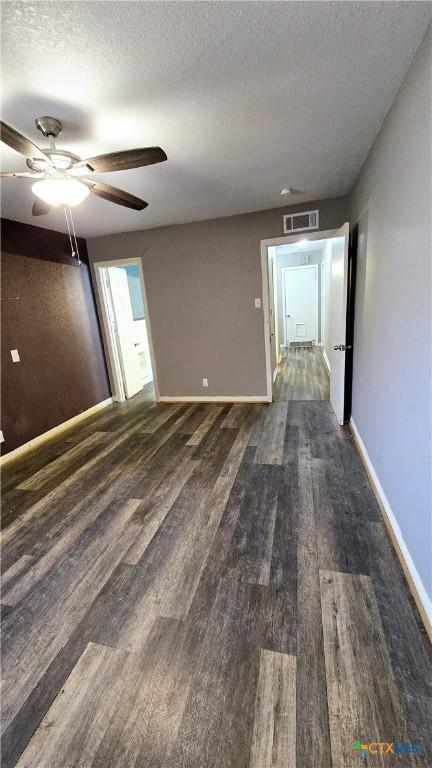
283;209;319;234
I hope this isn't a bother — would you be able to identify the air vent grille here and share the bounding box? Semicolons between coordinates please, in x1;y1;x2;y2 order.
283;209;319;234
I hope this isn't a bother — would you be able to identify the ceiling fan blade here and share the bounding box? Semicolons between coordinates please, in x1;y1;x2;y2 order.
1;171;43;178
81;147;167;173
32;198;52;216
83;180;148;210
1;121;52;165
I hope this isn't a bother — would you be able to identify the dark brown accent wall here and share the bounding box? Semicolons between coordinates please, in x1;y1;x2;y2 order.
1;219;111;455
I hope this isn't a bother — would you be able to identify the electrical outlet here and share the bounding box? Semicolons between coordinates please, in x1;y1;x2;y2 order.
255;298;261;309
202;378;208;387
10;349;20;363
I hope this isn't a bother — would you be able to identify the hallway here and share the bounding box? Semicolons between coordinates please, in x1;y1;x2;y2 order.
1;392;431;766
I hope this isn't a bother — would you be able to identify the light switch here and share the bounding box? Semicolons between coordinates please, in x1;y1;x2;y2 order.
255;298;261;309
10;349;20;363
0;430;4;444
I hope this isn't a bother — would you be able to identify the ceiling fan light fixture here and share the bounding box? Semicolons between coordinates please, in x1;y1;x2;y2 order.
32;177;90;207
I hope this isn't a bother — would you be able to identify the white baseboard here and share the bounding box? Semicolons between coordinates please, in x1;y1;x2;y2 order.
159;395;270;403
273;368;278;383
350;417;432;637
0;398;113;467
322;349;331;373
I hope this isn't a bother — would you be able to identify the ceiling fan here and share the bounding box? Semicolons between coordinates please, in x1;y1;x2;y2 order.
0;116;167;216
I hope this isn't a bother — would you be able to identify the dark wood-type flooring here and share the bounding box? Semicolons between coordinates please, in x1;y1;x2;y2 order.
1;353;431;767
274;345;330;401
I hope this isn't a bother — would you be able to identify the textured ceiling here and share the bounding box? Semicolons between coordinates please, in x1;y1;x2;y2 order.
1;1;430;238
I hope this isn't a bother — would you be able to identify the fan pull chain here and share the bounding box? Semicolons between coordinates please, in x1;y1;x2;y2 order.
63;205;81;265
64;204;74;256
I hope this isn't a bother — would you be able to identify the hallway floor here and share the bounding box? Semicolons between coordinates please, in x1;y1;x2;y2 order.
1;378;431;765
274;345;330;400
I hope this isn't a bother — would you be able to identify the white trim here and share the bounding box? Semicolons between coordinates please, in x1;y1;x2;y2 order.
0;398;113;467
92;258;160;403
261;229;338;398
320;260;326;348
95;266;125;402
273;368;278;384
272;257;279;364
350;417;432;633
322;349;331;373
261;228;339;251
260;246;274;403
281;263;318;346
159;395;269;403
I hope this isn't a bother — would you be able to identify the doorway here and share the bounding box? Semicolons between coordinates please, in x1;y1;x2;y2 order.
94;259;159;403
261;224;351;423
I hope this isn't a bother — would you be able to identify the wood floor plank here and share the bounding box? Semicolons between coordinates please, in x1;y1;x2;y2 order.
16;432;108;491
116;424;249;655
249;649;296;768
1;437;143;577
2;491;142;607
1;410;194;574
186;405;225;446
295;459;332;768
15;641;127;768
1;414;154;565
1;499;141;734
123;455;198;565
227;464;280;586
91;617;190;768
1;555;35;594
181;444;258;659
166;577;262;768
254;401;288;465
262;458;298;655
1;564;137;768
1;489;41;532
141;403;184;433
310;457;371;575
319;570;415;768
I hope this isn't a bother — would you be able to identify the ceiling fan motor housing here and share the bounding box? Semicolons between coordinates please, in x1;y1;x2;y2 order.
35;116;63;138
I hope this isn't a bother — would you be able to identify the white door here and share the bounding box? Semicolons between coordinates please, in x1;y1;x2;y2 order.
329;222;350;425
107;267;143;399
283;265;318;345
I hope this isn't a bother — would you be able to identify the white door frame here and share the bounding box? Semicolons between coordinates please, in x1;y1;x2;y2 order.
272;256;280;367
281;264;318;346
260;228;338;401
93;258;160;402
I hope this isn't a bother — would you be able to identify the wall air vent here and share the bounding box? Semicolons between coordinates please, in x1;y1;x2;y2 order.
283;209;319;234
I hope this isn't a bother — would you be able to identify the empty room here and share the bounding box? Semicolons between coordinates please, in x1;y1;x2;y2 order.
1;2;431;766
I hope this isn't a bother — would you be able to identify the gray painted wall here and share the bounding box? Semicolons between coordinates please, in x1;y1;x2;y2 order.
350;26;431;602
88;196;349;398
